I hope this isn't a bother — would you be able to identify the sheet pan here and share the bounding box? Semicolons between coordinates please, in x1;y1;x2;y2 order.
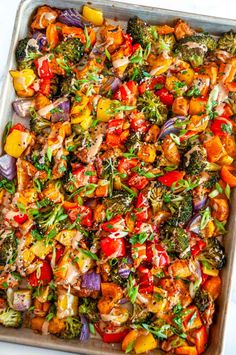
0;0;236;354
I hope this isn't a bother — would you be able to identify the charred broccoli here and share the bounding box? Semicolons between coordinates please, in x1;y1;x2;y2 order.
161;225;190;259
131;303;152;324
59;316;82;339
60;75;76;96
127;16;152;48
218;31;236;55
15;37;40;70
204;172;220;189
0;307;23;328
137;91;168;126
79;298;99;323
125;132;142;153
55;38;83;64
104;190;132;215
148;181;167;214
0;230;17;266
30;204;67;233
194;288;211;312
167;192;193;227
155;34;176;54
197;237;226;270
174;34;217;67
29;109;51;135
124;63;146;83
183;146;207;176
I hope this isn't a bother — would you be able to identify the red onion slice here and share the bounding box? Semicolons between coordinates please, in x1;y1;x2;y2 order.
58;9;91;28
0;154;16;180
79;314;90;341
158;116;186;140
12;98;35;118
81;271;101;291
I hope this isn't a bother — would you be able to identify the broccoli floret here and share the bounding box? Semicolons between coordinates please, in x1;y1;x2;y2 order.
161;225;190;259
125;132;141;153
127;16;152;48
29;109;51;135
30;204;67;233
55;38;83;64
131;303;152;324
203;172;220;189
148;181;167;214
15;38;40;70
174;34;217;67
0;308;23;328
104;190;132;215
155;34;176;54
197;237;226;270
194;288;211;312
59;316;82;339
79;298;99;323
137;91;168;126
0;231;17;266
60;75;76;96
218;31;236;55
183;146;207;176
167;192;193;227
124;63;146;83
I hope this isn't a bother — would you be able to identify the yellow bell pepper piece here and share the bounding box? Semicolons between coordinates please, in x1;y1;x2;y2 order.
71;94;89;115
71;106;91;124
75;249;94;273
57;293;78;319
149;55;173;76
202;265;219;277
30;240;52;259
97;97;114;122
10;69;36;92
82;5;103;26
80;115;92;130
36;286;50;303
4;130;32;158
134;333;158;354
55;230;77;246
22;248;35;267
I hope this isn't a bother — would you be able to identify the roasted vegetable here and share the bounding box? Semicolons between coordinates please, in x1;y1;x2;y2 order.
218;31;236;55
55;38;83;63
161;225;190;258
174;34;217;67
137;91;168;126
59;316;82;339
194;288;211;312
155;34;176;54
183;145;207;176
0;230;17;266
104;190;133;215
167;192;193;227
148;181;167;213
29;109;51;134
79;298;99;323
197;238;226;270
0;308;23;328
15;37;40;70
126;16;152;48
124;63;146;83
30;204;67;233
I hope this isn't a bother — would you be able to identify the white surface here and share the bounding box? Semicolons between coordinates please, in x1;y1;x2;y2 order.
0;0;236;354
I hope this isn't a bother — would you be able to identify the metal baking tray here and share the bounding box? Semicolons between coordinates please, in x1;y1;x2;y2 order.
0;0;236;354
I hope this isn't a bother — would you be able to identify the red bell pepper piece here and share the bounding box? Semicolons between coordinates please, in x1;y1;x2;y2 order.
194;326;208;354
108;119;124;135
106;133;121;147
128;173;149;190
118;158;139;175
221;103;234;118
155;87;174;106
68;205;93;227
158;170;185;187
95;323;129;343
130;112;150;133
137;266;154;294
101;237;126;257
72;165;97;185
39;78;51;96
28;260;53;287
10;123;26;133
191;240;206;257
135;193;149;221
113;81;137;102
138;76;165;95
101;215;125;233
35;57;53;79
210;117;233;136
13;213;28;224
146;242;169;267
46;245;65;264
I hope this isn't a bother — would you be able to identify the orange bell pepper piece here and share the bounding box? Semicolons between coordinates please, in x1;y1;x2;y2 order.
46;23;59;49
203;275;222;300
204;136;227;162
221;165;236;187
